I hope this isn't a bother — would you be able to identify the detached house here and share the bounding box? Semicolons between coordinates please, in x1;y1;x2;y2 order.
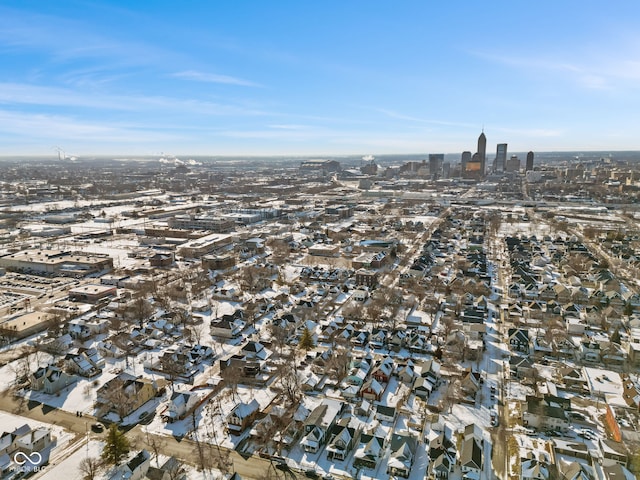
31;365;75;394
508;328;530;353
371;357;394;383
459;424;484;476
521;458;550;480
0;425;31;457
227;399;260;435
523;395;570;431
427;426;457;479
353;433;384;469
116;449;150;480
413;376;436;400
361;378;384;401
325;419;358;461
386;434;417;478
300;399;343;454
164;391;201;422
95;372;158;420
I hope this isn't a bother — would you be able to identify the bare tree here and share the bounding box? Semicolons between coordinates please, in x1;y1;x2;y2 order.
160;355;184;393
266;238;290;264
44;310;71;337
269;323;290;357
220;363;243;400
277;352;302;404
439;315;456;338
132;297;154;327
8;355;32;387
102;379;136;421
326;343;351;382
166;457;186;480
440;378;462;414
78;457;102;480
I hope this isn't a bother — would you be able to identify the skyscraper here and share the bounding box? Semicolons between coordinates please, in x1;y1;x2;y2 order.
495;143;507;173
429;153;444;180
477;131;487;177
526;151;534;171
461;151;471;177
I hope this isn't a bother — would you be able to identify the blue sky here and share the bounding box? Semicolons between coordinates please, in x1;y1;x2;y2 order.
1;1;640;156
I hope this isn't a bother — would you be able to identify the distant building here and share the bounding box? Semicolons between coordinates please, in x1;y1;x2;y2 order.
355;269;379;288
169;215;234;233
149;252;174;267
460;151;472;177
400;159;427;175
325;205;353;219
506;155;521;173
361;161;378;175
526;151;535;171
300;159;341;175
69;284;117;303
429;154;444;180
442;162;451;179
177;233;233;258
202;253;236;270
495;143;507;172
0;249;113;276
477;131;487;177
464;153;483;180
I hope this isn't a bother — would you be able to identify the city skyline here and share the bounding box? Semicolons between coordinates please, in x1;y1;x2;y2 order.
2;1;640;156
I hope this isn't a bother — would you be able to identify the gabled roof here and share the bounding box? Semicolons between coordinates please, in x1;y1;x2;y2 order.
125;449;150;473
230;399;260;420
521;459;549;480
508;328;530;343
459;436;482;469
362;378;384;395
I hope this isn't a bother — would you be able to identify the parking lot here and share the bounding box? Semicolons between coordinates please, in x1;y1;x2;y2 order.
0;272;78;314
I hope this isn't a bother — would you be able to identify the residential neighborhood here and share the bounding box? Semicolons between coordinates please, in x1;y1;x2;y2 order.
0;153;640;480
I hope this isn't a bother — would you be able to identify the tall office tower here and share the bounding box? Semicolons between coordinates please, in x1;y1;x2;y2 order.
429;153;444;179
526;151;534;171
477;131;487;176
461;151;471;176
442;162;451;179
495;143;507;172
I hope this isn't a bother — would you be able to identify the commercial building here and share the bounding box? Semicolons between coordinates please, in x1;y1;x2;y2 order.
0;250;113;277
177;233;234;258
495;143;507;173
169;215;235;233
526;151;535;172
300;159;342;174
69;284;117;303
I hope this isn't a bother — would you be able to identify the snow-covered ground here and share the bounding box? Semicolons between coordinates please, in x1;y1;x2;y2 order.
37;439;103;480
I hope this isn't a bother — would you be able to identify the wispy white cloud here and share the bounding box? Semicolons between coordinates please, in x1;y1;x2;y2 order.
491;126;564;138
469;47;640;91
172;70;262;87
267;124;309;130
0;6;169;67
0;82;268;116
374;108;476;128
0;109;185;143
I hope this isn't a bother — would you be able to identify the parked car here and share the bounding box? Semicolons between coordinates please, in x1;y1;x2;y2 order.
490;410;499;427
91;423;104;433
